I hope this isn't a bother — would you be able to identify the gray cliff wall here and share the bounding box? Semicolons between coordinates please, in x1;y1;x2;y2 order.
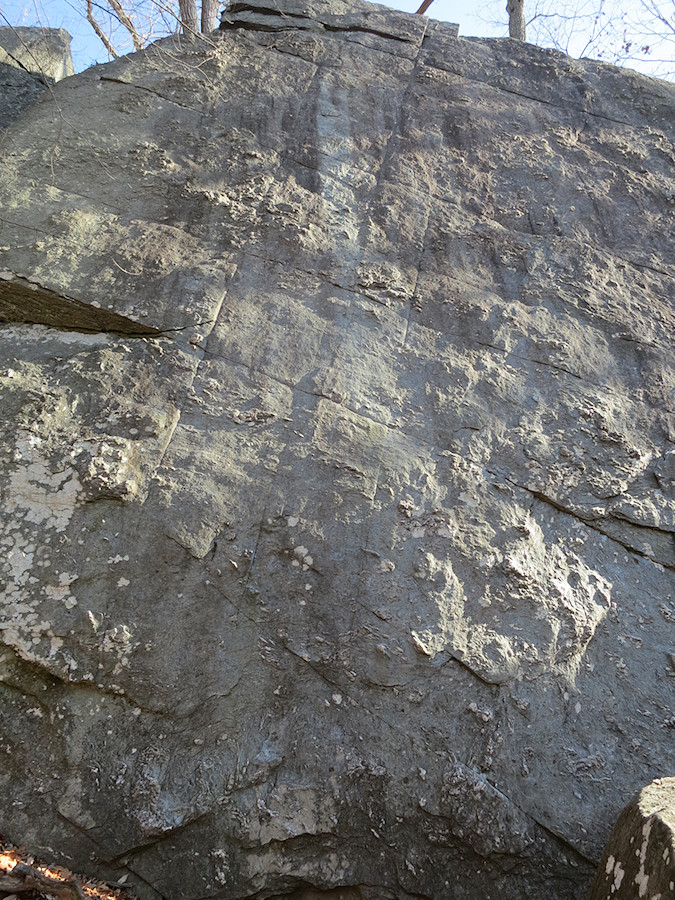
0;1;673;898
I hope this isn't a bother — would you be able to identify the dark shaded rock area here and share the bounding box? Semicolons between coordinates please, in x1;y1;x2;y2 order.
0;273;161;336
0;1;673;898
587;777;675;900
0;27;74;130
0;62;49;132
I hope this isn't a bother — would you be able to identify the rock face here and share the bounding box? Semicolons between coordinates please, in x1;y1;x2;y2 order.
0;1;673;898
0;27;74;130
587;777;675;900
0;26;74;82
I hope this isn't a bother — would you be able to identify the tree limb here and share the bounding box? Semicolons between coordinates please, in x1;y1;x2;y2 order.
86;0;120;57
106;0;143;49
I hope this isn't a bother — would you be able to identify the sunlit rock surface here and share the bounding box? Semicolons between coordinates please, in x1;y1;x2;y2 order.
587;777;675;900
0;1;673;897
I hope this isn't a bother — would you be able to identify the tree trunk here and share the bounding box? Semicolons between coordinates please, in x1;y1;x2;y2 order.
201;0;219;32
506;0;526;40
178;0;199;33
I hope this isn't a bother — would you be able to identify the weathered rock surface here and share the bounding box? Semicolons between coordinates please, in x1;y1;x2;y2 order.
0;26;74;81
0;1;673;897
587;777;675;900
0;27;74;130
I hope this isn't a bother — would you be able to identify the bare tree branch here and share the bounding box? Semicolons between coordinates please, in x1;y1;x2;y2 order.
521;0;674;78
107;0;144;48
86;0;120;57
640;0;675;35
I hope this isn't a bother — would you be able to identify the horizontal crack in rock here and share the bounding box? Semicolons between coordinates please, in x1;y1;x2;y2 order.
221;4;415;42
508;479;675;570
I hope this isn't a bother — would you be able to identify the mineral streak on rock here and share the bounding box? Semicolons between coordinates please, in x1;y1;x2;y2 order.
0;0;673;898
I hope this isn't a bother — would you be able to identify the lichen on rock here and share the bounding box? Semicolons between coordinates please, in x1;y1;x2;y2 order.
0;1;673;898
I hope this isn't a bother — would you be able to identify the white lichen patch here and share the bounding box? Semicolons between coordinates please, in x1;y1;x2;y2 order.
635;818;653;897
5;537;36;584
44;571;79;608
1;435;127;669
212;848;231;886
1;432;84;665
7;434;82;532
611;858;625;891
291;545;315;572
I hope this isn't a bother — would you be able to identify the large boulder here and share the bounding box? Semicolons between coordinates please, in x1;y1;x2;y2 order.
0;1;673;898
587;778;675;900
0;26;74;81
0;26;74;130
